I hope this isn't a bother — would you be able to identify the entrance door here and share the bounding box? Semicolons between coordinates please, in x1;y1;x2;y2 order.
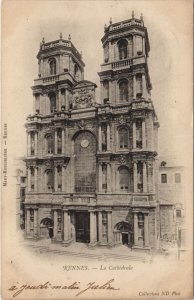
122;232;129;245
75;212;90;243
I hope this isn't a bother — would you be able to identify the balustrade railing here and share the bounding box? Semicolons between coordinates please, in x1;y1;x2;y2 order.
112;59;132;69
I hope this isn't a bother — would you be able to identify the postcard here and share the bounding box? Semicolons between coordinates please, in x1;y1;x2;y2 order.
1;0;193;299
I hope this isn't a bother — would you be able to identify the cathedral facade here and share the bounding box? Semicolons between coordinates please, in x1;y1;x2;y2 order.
24;15;159;250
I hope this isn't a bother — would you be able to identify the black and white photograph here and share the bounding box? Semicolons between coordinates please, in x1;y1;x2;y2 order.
2;1;193;299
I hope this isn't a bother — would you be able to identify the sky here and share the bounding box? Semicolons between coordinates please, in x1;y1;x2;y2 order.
2;0;192;168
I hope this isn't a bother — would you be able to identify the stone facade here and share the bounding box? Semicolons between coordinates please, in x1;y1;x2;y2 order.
158;162;185;241
24;15;159;250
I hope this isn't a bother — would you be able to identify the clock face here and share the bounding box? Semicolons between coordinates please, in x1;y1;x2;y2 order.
81;139;89;148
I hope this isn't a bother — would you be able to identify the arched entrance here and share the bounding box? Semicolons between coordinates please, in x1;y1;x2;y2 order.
40;218;53;238
74;131;97;193
114;221;134;246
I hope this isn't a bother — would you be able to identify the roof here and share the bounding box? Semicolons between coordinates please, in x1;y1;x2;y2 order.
73;80;97;89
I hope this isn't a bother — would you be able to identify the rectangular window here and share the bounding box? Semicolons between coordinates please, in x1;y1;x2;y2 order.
175;173;181;183
21;177;25;183
176;209;181;218
161;173;167;183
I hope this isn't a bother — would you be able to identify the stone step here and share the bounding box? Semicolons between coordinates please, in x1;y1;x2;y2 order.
25;244;150;263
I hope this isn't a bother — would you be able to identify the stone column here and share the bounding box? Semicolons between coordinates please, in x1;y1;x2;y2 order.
63;210;69;242
34;132;38;155
144;214;149;247
58;90;61;111
142;74;147;99
27;132;31;156
107;163;111;193
34;209;38;237
108;80;111;102
62;166;66;192
107;212;113;244
152;162;155;193
100;82;103;104
134;213;138;246
107;123;110;151
98;211;103;244
55;130;58;154
133;75;136;99
34;167;38;192
71;213;76;241
62;129;65;154
65;90;68;110
98;124;102;152
27;167;31;192
142;37;145;55
53;210;58;239
98;163;102;192
149;115;154;150
112;164;116;193
33;96;36;115
133;162;137;193
54;166;58;192
68;213;71;240
26;209;30;237
142;120;146;148
90;211;97;244
115;167;119;192
133;121;136;149
133;35;136;56
143;162;147;193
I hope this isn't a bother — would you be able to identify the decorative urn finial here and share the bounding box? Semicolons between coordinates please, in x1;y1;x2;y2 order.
59;32;63;39
140;13;143;21
42;37;45;44
109;17;112;25
132;10;135;18
68;34;71;41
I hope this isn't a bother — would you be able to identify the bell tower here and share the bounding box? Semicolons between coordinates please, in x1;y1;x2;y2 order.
32;33;85;115
98;12;151;105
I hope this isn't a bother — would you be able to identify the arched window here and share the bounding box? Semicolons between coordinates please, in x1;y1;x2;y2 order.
119;80;128;102
119;167;129;191
45;134;54;154
118;39;128;60
119;127;128;149
103;80;109;102
49;93;56;113
49;59;56;75
45;169;54;192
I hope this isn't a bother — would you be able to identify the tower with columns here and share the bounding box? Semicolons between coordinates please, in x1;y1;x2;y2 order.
24;14;159;250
